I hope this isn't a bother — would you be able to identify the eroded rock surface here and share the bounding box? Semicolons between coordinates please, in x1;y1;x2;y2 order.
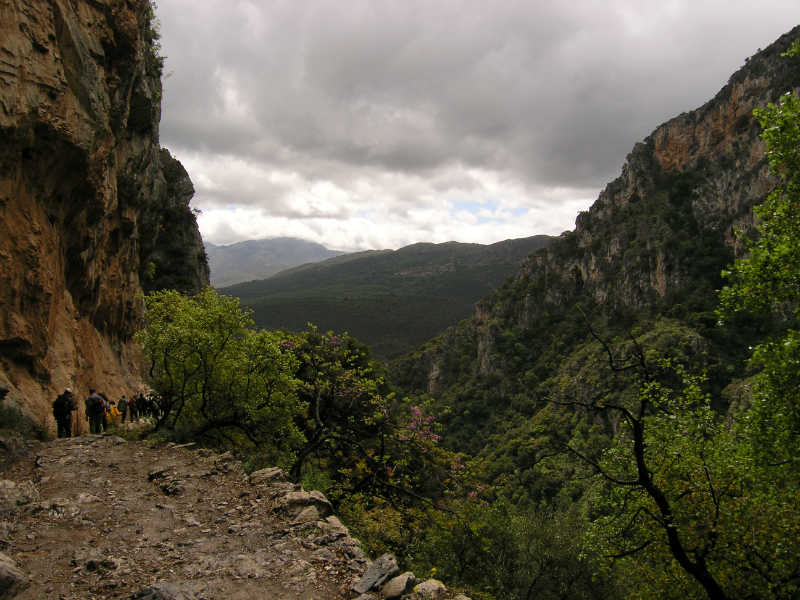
0;0;208;432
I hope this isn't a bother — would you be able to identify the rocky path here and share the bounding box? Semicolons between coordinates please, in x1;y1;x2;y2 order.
0;434;369;599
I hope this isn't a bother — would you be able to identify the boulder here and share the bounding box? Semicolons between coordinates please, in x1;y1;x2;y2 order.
249;467;285;485
352;553;400;595
0;551;28;598
292;504;322;523
381;571;416;598
279;490;333;519
413;579;447;599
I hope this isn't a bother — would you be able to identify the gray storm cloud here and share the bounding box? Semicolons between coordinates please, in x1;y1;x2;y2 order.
155;0;800;247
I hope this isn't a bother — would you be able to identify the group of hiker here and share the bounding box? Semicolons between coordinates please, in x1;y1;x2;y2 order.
52;387;161;438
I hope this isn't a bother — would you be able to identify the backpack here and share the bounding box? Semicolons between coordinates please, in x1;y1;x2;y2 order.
86;394;103;415
53;394;70;418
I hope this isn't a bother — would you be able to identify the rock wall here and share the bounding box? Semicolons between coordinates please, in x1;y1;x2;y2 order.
509;27;799;321
0;0;208;432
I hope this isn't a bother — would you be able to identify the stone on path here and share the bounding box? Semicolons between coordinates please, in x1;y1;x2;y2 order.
381;571;417;599
351;553;400;595
249;467;285;485
413;579;447;599
129;582;197;599
0;551;28;599
0;481;38;515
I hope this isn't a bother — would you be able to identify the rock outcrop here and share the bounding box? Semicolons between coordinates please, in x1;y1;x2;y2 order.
497;26;799;330
0;0;208;431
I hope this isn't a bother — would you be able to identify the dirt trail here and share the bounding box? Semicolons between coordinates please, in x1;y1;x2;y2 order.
1;434;367;599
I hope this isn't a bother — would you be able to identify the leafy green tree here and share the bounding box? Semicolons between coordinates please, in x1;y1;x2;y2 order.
720;84;800;470
284;327;454;507
582;64;800;598
563;338;800;600
284;327;391;485
137;288;304;464
415;499;614;600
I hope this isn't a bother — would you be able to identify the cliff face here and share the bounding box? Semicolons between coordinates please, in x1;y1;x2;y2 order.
394;27;800;408
507;31;798;324
0;0;208;431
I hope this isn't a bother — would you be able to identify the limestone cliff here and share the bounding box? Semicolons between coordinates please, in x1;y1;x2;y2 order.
392;26;800;427
0;0;208;432
502;28;798;327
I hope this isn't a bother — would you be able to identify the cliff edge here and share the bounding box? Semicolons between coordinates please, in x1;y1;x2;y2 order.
0;0;209;431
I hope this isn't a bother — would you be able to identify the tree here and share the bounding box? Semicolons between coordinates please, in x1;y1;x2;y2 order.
416;498;614;600
719;82;800;471
285;326;452;505
137;288;304;464
579;54;800;598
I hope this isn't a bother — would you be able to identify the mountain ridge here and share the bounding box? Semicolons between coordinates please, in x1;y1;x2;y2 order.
206;237;345;287
222;236;553;359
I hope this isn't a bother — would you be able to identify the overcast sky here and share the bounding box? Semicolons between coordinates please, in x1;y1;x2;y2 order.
155;1;800;251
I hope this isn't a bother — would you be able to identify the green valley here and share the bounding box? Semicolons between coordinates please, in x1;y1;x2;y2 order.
220;236;552;359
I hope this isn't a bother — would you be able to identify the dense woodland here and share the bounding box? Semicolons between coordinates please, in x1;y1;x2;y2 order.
222;236;552;359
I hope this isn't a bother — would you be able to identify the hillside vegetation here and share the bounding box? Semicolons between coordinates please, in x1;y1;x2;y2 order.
123;29;800;600
384;29;800;600
221;236;552;359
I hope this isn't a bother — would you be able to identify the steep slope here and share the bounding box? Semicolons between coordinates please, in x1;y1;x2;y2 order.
223;236;553;359
207;237;344;288
0;1;208;432
392;27;800;456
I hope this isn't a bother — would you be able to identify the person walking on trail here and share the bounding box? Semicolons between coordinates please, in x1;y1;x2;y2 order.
128;394;137;421
52;387;76;438
85;389;105;434
107;398;121;426
99;392;110;431
118;395;129;423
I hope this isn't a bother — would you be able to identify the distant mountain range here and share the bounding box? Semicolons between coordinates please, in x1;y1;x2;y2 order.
205;238;344;287
220;236;553;359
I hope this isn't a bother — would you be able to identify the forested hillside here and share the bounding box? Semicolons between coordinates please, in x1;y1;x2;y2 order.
392;27;799;455
223;236;552;358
